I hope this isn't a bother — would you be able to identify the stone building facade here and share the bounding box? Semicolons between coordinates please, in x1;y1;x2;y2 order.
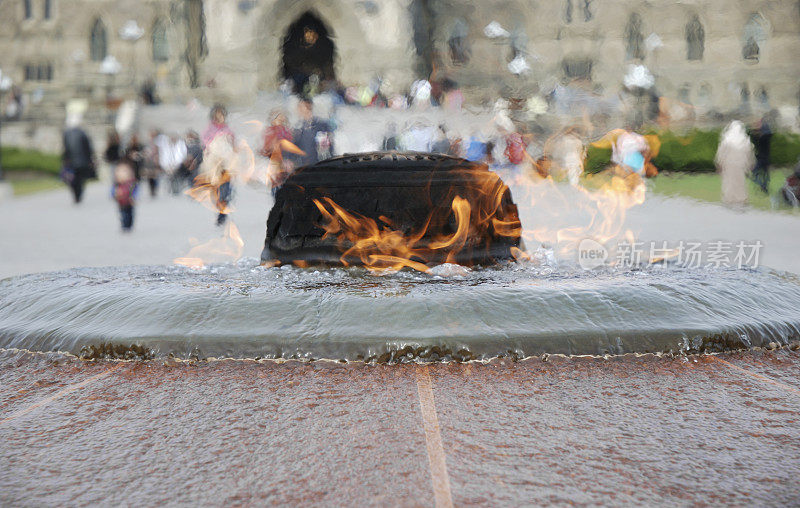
1;0;799;117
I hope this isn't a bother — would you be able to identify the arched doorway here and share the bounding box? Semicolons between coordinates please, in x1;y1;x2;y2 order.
282;11;336;92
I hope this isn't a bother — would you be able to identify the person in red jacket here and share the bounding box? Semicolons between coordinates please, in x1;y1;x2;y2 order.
261;109;304;197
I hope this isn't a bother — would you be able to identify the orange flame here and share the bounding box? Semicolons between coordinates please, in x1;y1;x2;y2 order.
174;131;257;268
311;166;522;273
515;127;649;263
174;220;244;268
186;171;234;215
310;128;648;271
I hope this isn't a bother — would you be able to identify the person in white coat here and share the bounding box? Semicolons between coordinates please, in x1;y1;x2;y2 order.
715;121;755;207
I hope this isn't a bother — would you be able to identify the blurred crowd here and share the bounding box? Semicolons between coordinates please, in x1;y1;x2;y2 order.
58;78;795;234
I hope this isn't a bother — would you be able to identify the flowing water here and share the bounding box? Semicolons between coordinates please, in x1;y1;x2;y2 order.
2;260;800;362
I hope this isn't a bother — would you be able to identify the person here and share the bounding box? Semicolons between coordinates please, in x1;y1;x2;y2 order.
179;130;203;187
401;121;435;152
103;129;122;181
781;158;800;207
140;78;159;105
112;160;138;232
612;127;649;176
751;113;773;194
260;110;301;196
104;129;122;164
441;79;464;112
464;132;486;162
4;85;23;120
547;127;585;185
62;115;96;203
503;129;528;166
159;133;187;194
124;134;145;182
290;99;333;167
410;79;432;108
201;103;237;225
715;120;755;207
431;125;451;154
382;122;399;151
142;130;163;197
260;110;293;158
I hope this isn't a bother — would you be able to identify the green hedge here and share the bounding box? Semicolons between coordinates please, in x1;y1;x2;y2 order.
585;146;612;174
771;132;800;167
1;147;61;175
585;130;800;173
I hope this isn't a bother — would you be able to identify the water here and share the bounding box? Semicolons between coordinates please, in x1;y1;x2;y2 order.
2;260;800;361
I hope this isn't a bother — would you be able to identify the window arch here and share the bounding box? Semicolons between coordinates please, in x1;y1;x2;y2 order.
448;18;470;65
740;83;750;107
583;0;593;21
686;15;704;60
678;83;691;104
698;83;712;106
90;18;107;62
562;57;593;81
152;18;169;62
742;13;768;62
509;25;528;61
757;86;769;107
625;13;644;60
186;0;207;88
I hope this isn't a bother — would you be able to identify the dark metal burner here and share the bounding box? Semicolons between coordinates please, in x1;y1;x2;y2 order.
260;152;522;267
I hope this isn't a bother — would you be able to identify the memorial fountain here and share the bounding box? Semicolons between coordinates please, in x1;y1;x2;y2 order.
1;152;800;362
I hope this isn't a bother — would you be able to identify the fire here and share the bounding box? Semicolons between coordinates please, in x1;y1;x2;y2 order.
516;171;646;262
173;115;307;269
513;128;653;263
174;220;244;268
174;134;255;269
312;167;521;273
185;171;234;215
310;129;650;272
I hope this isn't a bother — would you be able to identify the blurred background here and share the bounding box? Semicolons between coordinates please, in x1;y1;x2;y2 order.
0;0;799;276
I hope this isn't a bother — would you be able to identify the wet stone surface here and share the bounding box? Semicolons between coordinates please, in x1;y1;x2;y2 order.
1;349;799;505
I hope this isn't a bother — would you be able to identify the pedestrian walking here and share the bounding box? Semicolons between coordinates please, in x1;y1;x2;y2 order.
201;103;237;226
112;161;138;232
179;130;203;187
261;110;300;197
290;99;333;167
751;113;773;194
62;114;96;204
143;130;163;197
716;120;755;207
124;134;145;182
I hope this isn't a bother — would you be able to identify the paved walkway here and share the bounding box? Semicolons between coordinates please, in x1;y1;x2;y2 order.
1;175;800;279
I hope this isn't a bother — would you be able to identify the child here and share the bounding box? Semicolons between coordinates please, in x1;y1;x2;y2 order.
201;104;236;226
112;161;138;232
261;109;304;197
260;110;292;159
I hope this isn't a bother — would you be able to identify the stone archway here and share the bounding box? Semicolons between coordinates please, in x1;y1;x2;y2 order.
281;11;336;92
257;0;368;92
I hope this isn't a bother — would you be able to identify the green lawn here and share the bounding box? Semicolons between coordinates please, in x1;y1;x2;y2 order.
1;147;64;196
9;177;64;196
649;168;796;212
1;147;61;176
